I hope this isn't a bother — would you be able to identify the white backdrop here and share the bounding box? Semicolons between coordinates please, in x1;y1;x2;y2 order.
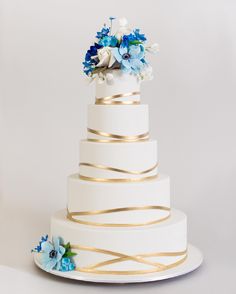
1;0;236;293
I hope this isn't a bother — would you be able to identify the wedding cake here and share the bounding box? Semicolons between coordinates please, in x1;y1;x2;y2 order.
33;18;201;282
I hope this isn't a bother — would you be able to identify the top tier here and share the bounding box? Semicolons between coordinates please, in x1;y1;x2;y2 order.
95;70;141;105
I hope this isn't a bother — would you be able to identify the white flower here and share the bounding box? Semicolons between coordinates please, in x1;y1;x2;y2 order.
139;65;153;81
146;43;159;54
118;17;128;27
106;73;114;82
115;17;132;41
96;47;116;68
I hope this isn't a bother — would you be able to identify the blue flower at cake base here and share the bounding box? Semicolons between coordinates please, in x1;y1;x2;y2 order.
33;235;77;272
112;44;145;74
40;237;66;271
59;257;76;272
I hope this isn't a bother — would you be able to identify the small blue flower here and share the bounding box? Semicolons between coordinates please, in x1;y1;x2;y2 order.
59;257;76;272
32;235;48;253
133;29;147;42
99;36;117;47
112;44;145;74
96;26;110;39
40;237;65;271
109;16;116;21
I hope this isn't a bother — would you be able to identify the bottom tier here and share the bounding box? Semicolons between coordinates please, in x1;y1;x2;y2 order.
50;209;187;275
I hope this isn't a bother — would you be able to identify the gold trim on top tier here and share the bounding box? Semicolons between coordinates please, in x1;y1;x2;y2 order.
95;91;140;105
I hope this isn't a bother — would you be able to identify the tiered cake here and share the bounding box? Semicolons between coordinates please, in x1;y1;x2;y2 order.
33;18;202;282
51;69;187;274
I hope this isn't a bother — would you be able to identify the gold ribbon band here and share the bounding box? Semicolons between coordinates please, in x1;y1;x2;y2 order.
67;205;170;227
79;174;158;183
87;128;149;143
70;244;188;275
95;91;140;105
79;162;158;175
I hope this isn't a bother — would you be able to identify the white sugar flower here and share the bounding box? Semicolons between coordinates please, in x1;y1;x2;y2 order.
115;17;132;41
146;43;159;54
106;73;114;82
96;47;116;68
139;65;153;81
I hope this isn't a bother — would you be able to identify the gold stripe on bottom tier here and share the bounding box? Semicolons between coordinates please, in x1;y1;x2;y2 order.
67;205;171;227
70;244;188;275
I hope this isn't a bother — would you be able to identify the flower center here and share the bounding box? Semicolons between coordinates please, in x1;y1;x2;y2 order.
49;249;57;259
122;53;131;60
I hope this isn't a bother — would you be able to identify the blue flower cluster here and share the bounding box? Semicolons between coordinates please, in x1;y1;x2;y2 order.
32;236;76;272
59;257;76;272
83;18;151;78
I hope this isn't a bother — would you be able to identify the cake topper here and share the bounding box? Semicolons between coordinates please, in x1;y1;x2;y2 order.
83;17;159;83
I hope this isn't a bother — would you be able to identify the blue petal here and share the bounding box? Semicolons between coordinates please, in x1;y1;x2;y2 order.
122;59;131;69
112;48;122;63
119;45;128;56
41;241;53;253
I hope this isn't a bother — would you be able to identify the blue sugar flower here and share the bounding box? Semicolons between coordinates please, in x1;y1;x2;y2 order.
40;237;65;271
96;26;110;39
121;33;136;47
99;36;117;47
32;235;48;253
83;43;102;75
112;44;145;74
134;29;147;42
59;257;76;272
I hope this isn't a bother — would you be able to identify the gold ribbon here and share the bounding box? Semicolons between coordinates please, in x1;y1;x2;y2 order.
79;162;158;175
79;162;158;183
95;91;140;105
70;244;188;275
67;205;170;227
87;128;149;143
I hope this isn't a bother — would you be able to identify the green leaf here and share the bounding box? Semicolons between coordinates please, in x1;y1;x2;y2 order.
63;251;77;258
129;40;142;45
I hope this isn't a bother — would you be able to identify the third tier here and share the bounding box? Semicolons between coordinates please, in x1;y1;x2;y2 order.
79;140;158;181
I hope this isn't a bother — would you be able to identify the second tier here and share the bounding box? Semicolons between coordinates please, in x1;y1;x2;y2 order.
67;174;170;227
87;104;149;142
79;140;158;182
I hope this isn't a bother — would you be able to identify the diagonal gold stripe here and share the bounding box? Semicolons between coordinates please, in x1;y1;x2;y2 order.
79;174;158;183
95;91;140;105
70;244;188;275
87;128;149;141
79;162;158;175
67;205;170;227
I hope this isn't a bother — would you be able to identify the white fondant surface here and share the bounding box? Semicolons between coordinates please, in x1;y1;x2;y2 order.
87;104;149;138
79;140;158;179
96;70;140;101
51;209;187;271
67;174;170;224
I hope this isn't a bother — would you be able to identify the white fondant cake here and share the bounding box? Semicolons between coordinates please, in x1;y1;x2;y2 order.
33;18;197;281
